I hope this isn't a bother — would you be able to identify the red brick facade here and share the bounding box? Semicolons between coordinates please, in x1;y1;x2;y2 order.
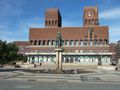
28;6;110;53
14;6;114;66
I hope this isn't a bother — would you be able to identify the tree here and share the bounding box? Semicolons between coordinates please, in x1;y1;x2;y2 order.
0;40;19;64
0;40;7;64
17;54;27;62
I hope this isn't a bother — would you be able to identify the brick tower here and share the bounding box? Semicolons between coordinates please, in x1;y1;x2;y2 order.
45;8;62;28
83;6;99;26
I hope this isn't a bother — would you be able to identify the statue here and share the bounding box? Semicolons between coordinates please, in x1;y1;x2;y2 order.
54;32;64;73
89;27;93;38
55;32;64;48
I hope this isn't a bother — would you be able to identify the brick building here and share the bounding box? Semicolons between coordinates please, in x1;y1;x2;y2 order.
15;6;112;65
14;41;30;55
110;40;120;65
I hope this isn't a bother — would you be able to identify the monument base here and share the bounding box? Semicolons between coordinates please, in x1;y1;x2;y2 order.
55;69;63;74
55;48;64;74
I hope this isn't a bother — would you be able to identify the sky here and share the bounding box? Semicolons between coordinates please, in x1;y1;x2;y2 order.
0;0;120;43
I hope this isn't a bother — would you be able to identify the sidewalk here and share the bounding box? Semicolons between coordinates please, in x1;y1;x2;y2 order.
1;69;120;83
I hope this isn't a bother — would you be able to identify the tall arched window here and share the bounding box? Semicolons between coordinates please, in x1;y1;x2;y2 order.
94;39;98;46
47;40;51;46
75;40;79;46
104;39;108;45
70;40;74;46
34;40;37;45
65;40;69;46
51;40;55;45
43;40;46;45
52;20;54;25
30;40;33;45
90;39;93;46
39;40;41;45
99;39;103;46
80;40;83;46
84;39;88;46
49;21;51;26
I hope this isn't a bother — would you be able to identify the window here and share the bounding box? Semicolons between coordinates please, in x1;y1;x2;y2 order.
75;40;79;46
52;20;54;25
99;39;103;46
84;39;88;46
38;40;41;45
34;40;37;45
70;40;74;46
92;19;95;25
80;40;83;46
43;40;46;45
65;40;69;46
52;40;55;45
89;19;91;25
104;39;108;45
94;39;98;46
30;40;33;45
90;39;93;46
47;40;51;46
49;21;51;25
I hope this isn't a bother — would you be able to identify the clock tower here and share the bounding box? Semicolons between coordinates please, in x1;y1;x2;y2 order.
83;6;99;26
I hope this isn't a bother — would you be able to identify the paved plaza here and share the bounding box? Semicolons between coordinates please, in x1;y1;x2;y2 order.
0;69;120;90
0;79;120;90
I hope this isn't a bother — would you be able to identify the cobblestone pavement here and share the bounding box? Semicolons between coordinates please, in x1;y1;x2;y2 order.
0;70;120;90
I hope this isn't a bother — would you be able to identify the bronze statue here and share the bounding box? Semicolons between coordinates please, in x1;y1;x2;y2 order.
55;32;64;48
89;27;93;38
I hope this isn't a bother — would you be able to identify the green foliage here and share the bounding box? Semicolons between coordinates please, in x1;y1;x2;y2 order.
17;54;27;62
0;39;26;64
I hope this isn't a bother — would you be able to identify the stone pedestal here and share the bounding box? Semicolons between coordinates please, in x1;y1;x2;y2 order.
55;48;63;73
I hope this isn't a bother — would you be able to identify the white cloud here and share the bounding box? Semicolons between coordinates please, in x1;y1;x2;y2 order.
100;7;120;20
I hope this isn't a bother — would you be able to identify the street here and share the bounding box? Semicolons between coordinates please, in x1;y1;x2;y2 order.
0;79;120;90
0;70;120;90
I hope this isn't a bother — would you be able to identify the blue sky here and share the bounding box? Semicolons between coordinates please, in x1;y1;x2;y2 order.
0;0;120;43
